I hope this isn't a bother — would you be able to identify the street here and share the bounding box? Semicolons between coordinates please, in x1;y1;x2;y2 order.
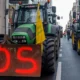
57;37;80;80
24;37;80;80
1;37;80;80
61;37;80;80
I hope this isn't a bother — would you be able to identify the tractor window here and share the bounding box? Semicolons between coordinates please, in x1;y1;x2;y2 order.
17;8;43;23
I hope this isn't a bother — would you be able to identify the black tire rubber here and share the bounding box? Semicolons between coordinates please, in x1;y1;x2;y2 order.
77;50;80;55
59;39;61;48
73;37;77;50
73;44;77;51
42;38;56;74
55;38;59;61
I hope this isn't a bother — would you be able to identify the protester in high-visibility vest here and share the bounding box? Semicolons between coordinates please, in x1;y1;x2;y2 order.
36;2;46;44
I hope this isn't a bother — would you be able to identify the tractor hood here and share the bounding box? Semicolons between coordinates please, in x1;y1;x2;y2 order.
12;24;36;36
11;24;36;44
12;32;28;36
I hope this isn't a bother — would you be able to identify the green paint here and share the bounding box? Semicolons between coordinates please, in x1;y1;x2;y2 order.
12;32;35;44
47;24;52;33
12;24;35;44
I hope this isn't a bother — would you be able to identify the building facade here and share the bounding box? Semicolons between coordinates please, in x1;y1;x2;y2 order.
32;0;52;5
0;0;6;34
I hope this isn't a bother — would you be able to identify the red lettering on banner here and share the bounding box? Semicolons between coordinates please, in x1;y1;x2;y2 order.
15;46;38;74
0;46;10;73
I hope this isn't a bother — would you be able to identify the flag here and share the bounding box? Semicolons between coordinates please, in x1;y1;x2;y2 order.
36;2;46;44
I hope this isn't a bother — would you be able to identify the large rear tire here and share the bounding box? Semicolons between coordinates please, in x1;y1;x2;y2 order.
55;38;59;61
42;38;56;74
73;44;77;51
77;49;80;55
73;37;77;50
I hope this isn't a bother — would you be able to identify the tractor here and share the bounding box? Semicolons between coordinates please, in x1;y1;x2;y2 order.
71;11;80;55
9;1;60;76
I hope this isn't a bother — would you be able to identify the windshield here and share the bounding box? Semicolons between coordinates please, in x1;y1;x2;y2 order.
14;27;29;32
18;8;43;23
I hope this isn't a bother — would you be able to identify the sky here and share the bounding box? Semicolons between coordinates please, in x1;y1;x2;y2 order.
52;0;75;31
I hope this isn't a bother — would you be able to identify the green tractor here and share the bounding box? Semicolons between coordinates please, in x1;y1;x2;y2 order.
11;2;58;74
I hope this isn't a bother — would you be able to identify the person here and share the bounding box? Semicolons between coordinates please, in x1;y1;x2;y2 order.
63;31;66;38
67;29;70;40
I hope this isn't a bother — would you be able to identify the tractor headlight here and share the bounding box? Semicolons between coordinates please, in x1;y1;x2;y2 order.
17;36;26;39
22;36;26;39
12;36;16;39
23;36;26;39
22;40;26;43
12;36;26;39
17;36;21;39
13;40;18;43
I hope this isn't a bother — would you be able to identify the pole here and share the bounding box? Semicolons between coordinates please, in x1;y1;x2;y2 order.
6;0;9;35
0;0;6;34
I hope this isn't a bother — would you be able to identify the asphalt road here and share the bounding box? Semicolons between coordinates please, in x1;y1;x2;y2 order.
28;37;80;80
61;38;80;80
1;37;80;80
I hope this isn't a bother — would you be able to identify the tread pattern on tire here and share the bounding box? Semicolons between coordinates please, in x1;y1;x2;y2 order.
42;38;56;74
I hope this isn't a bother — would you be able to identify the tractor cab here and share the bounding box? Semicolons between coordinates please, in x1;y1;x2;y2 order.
14;4;44;26
11;4;46;44
11;2;56;44
11;4;46;28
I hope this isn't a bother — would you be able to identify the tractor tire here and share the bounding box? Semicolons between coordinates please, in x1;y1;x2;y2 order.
59;39;61;48
73;44;77;51
42;38;56;74
77;49;80;55
55;38;59;61
73;38;77;51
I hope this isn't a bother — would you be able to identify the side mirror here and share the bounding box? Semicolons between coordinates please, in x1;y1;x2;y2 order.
57;16;60;20
52;6;56;13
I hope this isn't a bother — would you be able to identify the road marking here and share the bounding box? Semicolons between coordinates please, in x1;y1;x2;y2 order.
60;49;62;52
59;54;62;57
61;46;62;48
56;62;62;80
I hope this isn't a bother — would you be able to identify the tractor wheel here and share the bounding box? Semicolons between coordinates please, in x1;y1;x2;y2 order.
73;38;77;50
59;39;61;48
77;50;80;55
42;38;56;74
55;38;59;61
73;44;77;51
77;40;80;55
